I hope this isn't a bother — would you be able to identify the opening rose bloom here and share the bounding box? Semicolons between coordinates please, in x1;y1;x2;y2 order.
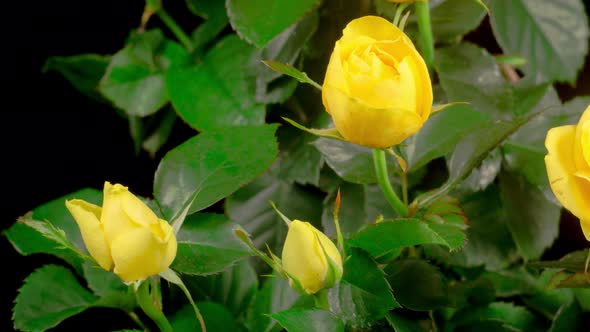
282;220;343;294
322;15;432;148
545;104;590;240
65;182;177;282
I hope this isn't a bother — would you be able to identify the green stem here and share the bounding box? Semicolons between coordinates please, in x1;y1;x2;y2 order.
128;311;148;331
400;171;408;206
136;281;173;332
157;9;194;51
151;276;162;311
313;289;330;310
415;1;434;72
372;149;408;217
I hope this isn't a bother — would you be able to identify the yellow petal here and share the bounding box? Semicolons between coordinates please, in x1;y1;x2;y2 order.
340;16;412;48
110;226;177;282
101;182;140;244
574;105;590;171
580;219;590;241
323;42;350;99
312;228;343;277
282;220;329;294
545;125;590;222
65;199;112;270
323;85;424;148
121;187;160;228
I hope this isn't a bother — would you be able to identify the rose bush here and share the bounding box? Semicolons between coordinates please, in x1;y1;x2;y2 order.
322;15;432;148
545;104;590;240
66;182;177;282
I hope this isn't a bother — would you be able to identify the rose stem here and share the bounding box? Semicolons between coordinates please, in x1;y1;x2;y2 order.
415;1;434;72
372;149;409;217
136;280;174;332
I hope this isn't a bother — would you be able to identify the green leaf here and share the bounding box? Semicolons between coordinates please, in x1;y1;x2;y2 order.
527;249;589;272
154;124;278;220
386;312;430;332
262;61;321;90
185;259;258;317
549;300;583;332
277;124;323;186
185;0;224;19
4;188;102;272
499;172;560;260
227;0;319;48
455;147;502;193
522;269;576;314
82;262;135;310
386;259;450;310
405;104;491;171
424;186;519;270
435;42;513;118
141;107;177;157
313;138;399;184
449;302;542;331
43;54;110;100
190;0;229;50
481;268;538;297
245;277;307;332
417;113;538;207
574;288;590;311
13;265;97;332
348;218;465;258
172;213;251;275
99;30;188;117
328;248;399;328
225;166;323;254
256;11;320;103
429;0;487;42
322;182;367;238
489;0;589;83
270;309;344;332
17;217;92;262
166;35;266;131
170;302;240;332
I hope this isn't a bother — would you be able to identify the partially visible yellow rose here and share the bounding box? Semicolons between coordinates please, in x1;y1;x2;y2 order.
66;182;177;282
322;16;432;148
545;104;590;240
282;220;343;294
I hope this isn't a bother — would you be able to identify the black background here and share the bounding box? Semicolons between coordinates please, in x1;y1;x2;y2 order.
3;1;590;331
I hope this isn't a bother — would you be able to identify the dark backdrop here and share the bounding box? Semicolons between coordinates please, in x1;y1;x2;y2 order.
3;1;590;331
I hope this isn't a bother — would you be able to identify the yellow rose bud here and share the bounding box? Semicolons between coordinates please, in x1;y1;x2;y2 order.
545;104;590;240
322;16;433;148
282;220;343;294
65;182;177;282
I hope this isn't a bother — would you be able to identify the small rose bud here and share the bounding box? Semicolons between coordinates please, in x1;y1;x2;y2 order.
282;220;343;294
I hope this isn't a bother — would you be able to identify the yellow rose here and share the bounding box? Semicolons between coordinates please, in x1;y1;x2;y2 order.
65;182;177;282
545;104;590;240
322;15;433;148
282;220;343;294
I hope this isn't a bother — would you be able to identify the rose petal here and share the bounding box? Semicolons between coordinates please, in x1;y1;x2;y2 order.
545;125;590;221
323;85;423;148
110;226;177;282
340;16;411;48
65;199;112;270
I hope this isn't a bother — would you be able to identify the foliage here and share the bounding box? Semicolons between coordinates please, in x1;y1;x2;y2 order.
6;0;590;331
